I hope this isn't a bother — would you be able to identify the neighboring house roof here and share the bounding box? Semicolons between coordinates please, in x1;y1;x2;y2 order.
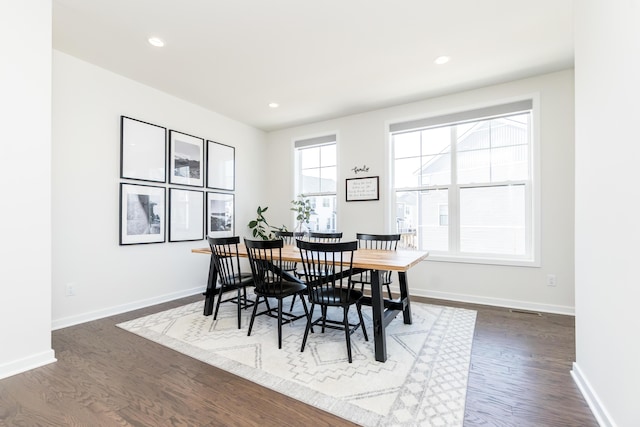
416;116;528;177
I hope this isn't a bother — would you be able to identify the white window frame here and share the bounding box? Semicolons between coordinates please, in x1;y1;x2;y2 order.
293;134;338;232
388;97;541;267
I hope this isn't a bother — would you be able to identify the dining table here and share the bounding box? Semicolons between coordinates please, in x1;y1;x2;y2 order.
192;243;429;362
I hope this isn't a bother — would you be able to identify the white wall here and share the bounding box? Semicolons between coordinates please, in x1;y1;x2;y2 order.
573;1;639;425
266;70;575;314
0;2;56;379
52;51;267;328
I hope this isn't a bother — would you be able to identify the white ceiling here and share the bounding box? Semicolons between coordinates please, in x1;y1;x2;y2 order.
52;0;574;132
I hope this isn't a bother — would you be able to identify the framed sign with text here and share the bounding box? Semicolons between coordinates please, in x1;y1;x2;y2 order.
346;176;379;202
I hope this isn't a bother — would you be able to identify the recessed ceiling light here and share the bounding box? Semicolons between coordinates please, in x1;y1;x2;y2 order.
434;56;450;65
148;37;165;47
268;102;279;109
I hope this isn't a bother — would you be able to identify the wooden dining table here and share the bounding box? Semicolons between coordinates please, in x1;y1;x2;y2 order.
192;244;429;362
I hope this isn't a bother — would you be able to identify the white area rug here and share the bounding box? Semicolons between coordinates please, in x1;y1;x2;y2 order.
117;299;476;426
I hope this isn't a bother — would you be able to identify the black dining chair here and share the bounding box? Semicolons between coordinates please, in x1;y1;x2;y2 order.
295;231;343;279
244;238;309;349
274;230;305;274
208;236;256;329
351;233;401;299
275;230;306;311
296;239;368;363
308;231;343;242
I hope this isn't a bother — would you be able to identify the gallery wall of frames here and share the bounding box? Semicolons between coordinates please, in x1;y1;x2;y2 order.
119;116;236;245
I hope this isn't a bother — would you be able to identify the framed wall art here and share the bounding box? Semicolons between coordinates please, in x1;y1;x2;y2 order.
120;116;167;182
120;183;166;245
207;192;234;238
169;188;204;242
207;140;235;191
169;130;204;187
346;176;379;202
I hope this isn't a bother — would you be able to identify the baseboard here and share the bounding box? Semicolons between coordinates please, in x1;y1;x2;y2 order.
400;288;575;315
52;287;204;330
0;349;57;380
571;362;615;427
52;285;574;326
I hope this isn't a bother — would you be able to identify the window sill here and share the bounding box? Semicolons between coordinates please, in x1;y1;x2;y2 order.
424;253;540;268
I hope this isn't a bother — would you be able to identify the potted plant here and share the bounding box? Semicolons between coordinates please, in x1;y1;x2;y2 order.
248;206;287;240
290;194;313;234
248;206;274;240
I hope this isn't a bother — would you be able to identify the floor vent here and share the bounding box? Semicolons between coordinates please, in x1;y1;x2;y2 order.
509;308;542;316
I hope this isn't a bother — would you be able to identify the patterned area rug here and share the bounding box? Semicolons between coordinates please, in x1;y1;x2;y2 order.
117;299;476;426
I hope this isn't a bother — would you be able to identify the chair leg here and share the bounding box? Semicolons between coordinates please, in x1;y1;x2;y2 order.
277;299;283;349
236;288;242;329
298;292;313;333
343;306;353;363
289;293;297;311
299;292;309;318
357;302;369;341
247;295;262;336
321;306;327;333
301;304;315;353
386;284;392;299
213;285;224;320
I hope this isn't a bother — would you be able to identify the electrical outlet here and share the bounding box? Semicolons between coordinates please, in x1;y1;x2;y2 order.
547;274;557;287
65;283;76;296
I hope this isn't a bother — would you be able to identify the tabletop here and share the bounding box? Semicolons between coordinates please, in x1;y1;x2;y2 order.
192;244;428;272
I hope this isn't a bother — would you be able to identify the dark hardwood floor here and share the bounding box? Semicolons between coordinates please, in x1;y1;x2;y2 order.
0;295;597;426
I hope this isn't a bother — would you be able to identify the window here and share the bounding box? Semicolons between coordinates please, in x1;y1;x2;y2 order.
294;135;337;232
438;204;448;226
391;100;536;264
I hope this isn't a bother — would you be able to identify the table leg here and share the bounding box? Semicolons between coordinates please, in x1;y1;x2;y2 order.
370;269;387;362
398;271;412;324
203;255;218;316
